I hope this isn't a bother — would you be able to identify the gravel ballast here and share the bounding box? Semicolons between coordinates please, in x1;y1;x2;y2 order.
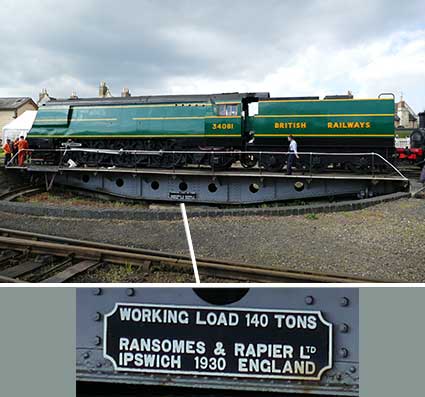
0;197;424;282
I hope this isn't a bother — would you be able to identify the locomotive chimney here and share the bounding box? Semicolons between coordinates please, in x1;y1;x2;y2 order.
419;111;425;129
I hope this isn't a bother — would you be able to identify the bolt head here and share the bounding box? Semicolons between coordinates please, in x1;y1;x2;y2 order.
340;297;349;307
339;348;349;358
93;336;102;346
349;366;357;373
305;296;314;305
339;323;349;333
126;288;135;296
83;352;90;359
92;288;102;296
93;312;101;321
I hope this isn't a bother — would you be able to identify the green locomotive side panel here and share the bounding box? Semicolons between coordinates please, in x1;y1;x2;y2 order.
204;103;242;138
32;105;71;127
251;98;394;138
29;101;242;140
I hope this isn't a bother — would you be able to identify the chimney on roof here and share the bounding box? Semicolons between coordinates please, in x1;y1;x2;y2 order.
121;87;131;97
38;88;48;102
99;81;112;98
70;90;78;99
37;88;51;105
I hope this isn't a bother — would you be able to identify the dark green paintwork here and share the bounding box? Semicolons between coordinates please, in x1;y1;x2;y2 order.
250;98;394;138
29;97;394;142
29;101;242;139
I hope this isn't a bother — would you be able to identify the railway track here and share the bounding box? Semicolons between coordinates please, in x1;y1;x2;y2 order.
0;185;43;201
0;228;392;283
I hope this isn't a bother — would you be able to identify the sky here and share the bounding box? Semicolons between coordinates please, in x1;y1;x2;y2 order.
1;0;425;111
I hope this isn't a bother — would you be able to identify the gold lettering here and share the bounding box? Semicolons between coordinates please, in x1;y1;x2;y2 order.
274;121;308;129
327;120;372;129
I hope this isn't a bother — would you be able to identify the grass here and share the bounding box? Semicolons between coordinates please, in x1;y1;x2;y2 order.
305;213;318;220
17;190;139;208
395;129;413;139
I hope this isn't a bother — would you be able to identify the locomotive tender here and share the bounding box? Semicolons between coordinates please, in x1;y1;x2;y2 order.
28;92;395;172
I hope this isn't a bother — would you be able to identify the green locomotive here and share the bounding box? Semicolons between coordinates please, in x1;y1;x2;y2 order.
28;92;395;171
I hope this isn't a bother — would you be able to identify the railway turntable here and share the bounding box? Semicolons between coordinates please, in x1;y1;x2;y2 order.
9;150;409;204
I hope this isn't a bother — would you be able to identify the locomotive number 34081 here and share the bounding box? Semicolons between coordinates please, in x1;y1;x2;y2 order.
212;123;235;130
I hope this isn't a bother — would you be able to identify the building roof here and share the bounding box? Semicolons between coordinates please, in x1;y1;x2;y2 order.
43;92;270;107
0;97;37;110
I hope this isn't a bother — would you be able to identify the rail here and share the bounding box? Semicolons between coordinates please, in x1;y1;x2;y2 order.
0;228;393;283
7;148;408;180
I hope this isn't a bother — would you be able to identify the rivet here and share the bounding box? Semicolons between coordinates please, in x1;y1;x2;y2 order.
339;348;349;358
96;362;102;368
349;366;357;373
93;336;102;346
305;296;314;305
92;288;102;296
126;288;135;296
93;312;102;321
339;323;349;333
336;373;343;381
340;297;349;307
83;352;90;359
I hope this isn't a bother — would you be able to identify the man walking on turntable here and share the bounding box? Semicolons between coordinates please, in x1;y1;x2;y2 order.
286;134;299;175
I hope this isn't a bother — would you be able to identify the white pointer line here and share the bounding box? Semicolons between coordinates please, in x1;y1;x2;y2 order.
180;203;200;283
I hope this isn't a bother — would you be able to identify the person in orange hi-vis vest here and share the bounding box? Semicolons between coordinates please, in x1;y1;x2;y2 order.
17;136;29;167
2;139;13;166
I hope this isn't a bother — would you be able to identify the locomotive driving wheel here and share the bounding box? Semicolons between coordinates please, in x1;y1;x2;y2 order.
241;153;258;168
209;152;235;171
259;153;285;172
159;142;187;169
69;140;106;167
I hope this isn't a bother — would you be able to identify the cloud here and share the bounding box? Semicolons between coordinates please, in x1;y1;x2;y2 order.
164;29;425;111
0;0;424;110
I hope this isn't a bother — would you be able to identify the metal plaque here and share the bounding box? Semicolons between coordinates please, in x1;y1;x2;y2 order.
168;192;197;200
104;303;333;381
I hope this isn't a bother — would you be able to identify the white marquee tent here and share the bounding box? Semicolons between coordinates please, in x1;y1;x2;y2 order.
1;110;37;143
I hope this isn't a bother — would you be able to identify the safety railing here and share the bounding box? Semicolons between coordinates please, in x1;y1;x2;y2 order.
6;148;407;180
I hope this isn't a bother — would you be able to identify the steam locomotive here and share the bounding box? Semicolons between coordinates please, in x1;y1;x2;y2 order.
396;111;425;166
27;92;395;172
